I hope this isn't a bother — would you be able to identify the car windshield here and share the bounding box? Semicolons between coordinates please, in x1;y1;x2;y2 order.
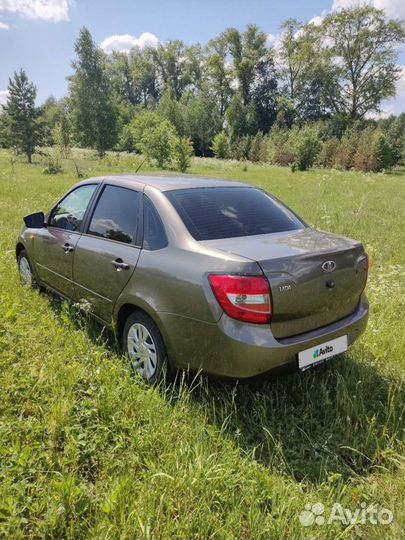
165;187;305;240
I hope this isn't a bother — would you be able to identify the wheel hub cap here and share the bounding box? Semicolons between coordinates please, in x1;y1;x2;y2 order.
19;257;33;286
127;323;157;379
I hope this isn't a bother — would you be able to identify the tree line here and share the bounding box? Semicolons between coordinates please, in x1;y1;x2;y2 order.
1;5;404;172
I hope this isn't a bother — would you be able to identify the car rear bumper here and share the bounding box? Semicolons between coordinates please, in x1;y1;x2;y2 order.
158;294;369;379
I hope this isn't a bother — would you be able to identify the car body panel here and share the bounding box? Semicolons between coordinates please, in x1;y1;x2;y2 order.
33;227;80;297
201;228;368;338
73;235;141;321
155;296;368;378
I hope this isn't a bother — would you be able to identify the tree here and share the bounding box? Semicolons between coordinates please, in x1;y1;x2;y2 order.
53;110;72;158
131;110;164;151
211;131;230;159
129;46;160;107
373;131;396;171
275;96;296;129
224;25;269;106
154;40;189;100
171;136;194;172
107;52;137;105
226;93;257;140
386;112;405;163
321;6;405;119
278;19;307;102
37;96;66;146
139;120;176;167
249;131;265;162
183;89;221;155
251;51;278;132
206;36;232;117
183;44;205;93
158;89;185;135
3;70;38;162
221;25;278;134
69;27;118;156
0;112;9;148
278;19;328;123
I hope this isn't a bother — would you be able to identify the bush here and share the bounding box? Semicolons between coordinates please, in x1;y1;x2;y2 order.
373;131;396;171
317;137;340;168
42;155;63;175
249;131;266;162
131;110;165;152
353;132;376;172
386;113;405;165
290;126;322;171
353;130;396;172
118;124;136;153
172;136;194;172
211;132;230;159
333;128;358;169
267;128;295;166
139;120;176;168
231;136;252;161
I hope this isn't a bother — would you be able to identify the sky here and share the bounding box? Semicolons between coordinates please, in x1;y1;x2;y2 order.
0;0;404;117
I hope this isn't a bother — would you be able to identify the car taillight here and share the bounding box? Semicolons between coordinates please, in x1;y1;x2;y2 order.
208;274;272;324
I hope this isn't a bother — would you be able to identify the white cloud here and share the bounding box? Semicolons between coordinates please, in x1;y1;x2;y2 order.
332;0;405;19
332;0;366;9
374;0;405;19
266;32;282;52
100;32;159;54
0;0;71;22
0;19;9;28
266;33;278;46
308;15;324;26
0;89;9;106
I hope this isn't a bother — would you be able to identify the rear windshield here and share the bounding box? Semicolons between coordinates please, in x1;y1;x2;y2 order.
165;187;304;240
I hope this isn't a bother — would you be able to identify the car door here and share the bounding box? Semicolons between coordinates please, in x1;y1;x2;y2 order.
34;183;98;297
73;184;142;323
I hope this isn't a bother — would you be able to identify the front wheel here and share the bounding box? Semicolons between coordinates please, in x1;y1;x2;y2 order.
18;249;36;287
123;311;170;384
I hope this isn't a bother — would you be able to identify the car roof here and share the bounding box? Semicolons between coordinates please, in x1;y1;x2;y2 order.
80;174;251;192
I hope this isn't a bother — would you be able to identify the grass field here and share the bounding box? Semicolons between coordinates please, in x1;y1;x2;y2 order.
0;149;404;539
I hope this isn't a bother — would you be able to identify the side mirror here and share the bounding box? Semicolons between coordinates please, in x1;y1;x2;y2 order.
23;211;46;228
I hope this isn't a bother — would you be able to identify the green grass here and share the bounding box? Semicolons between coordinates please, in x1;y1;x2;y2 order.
0;149;404;539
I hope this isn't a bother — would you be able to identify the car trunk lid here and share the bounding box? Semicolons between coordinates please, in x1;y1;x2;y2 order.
202;228;368;338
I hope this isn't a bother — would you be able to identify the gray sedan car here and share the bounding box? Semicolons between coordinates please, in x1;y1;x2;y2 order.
16;175;369;383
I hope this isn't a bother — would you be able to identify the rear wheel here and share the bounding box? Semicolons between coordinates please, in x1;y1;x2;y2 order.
123;311;169;384
18;249;35;287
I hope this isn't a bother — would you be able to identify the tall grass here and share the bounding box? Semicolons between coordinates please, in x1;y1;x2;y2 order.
0;149;404;539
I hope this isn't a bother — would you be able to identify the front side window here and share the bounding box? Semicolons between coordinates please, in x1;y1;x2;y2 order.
87;185;139;244
143;196;168;250
49;184;97;231
165;187;305;240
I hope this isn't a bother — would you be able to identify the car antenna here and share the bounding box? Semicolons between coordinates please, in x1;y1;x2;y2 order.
135;157;146;174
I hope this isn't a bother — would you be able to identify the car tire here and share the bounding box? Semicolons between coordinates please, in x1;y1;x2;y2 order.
18;249;36;288
123;311;171;385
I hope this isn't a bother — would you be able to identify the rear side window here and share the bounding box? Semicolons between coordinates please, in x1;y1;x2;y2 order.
165;187;304;240
143;196;168;250
87;185;139;244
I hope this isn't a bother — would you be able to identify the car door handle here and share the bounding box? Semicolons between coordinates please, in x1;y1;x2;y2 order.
63;242;74;253
111;258;130;271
